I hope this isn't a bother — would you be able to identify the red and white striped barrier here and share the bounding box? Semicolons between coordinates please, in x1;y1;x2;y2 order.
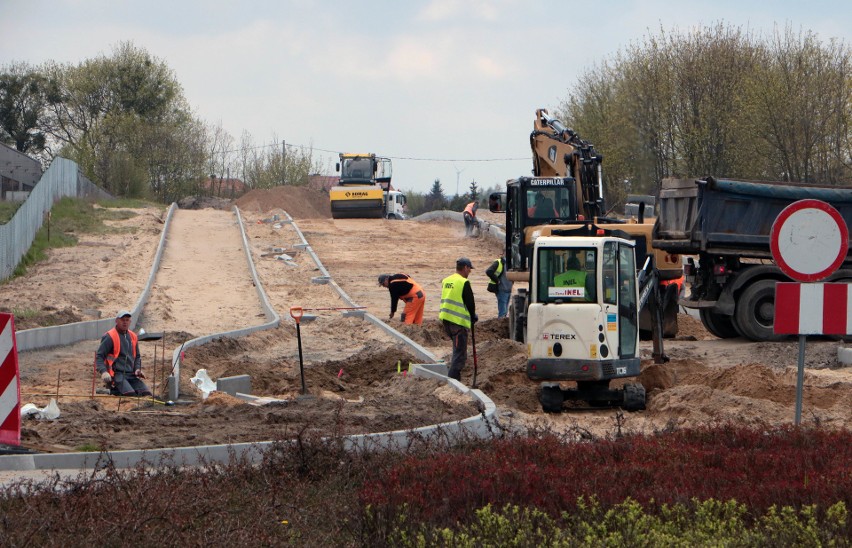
0;313;21;446
775;282;852;335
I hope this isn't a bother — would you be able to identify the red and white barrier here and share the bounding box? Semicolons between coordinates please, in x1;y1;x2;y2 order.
775;282;852;335
0;313;21;446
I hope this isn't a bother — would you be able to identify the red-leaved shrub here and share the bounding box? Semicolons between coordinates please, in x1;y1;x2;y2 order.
359;425;852;523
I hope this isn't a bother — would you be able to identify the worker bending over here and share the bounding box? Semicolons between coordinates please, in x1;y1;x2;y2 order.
378;273;426;325
463;201;479;236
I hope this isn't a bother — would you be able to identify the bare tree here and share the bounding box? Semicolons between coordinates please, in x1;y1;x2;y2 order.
745;26;851;183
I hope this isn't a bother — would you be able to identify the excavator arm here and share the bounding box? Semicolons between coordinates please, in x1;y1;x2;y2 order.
530;108;606;219
637;255;669;364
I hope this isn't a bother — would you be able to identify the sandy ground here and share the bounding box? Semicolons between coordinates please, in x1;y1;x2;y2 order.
5;186;852;454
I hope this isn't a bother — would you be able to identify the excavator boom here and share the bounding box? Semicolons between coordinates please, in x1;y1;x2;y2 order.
530;108;606;219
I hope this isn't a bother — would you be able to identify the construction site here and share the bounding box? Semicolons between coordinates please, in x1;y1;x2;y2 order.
3;182;852;464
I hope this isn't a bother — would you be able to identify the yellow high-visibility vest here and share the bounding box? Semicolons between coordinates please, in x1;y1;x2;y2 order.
439;273;471;328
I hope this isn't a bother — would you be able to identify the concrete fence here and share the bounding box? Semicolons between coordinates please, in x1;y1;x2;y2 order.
0;157;109;282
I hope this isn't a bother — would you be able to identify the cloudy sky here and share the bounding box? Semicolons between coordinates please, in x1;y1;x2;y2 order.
2;1;849;195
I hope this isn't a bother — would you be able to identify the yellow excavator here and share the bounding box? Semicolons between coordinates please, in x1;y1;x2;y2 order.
329;153;406;219
489;108;683;342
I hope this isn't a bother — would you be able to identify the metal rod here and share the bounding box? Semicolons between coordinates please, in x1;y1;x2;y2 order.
795;335;806;425
23;393;137;399
290;307;307;395
152;335;157;399
22;393;175;407
471;325;478;389
296;322;306;394
301;306;366;311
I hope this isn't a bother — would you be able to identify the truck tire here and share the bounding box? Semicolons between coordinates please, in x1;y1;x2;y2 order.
508;294;525;342
699;308;739;339
734;279;787;342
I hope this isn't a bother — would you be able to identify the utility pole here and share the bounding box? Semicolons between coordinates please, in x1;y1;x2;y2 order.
282;140;287;185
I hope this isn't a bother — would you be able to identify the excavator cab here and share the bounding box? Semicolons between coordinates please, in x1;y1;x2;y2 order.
528;235;645;413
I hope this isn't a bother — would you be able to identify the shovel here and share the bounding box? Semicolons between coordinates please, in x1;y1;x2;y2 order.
290;307;307;394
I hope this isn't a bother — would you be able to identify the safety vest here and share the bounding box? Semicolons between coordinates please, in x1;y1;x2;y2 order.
391;275;424;301
104;328;137;375
463;202;477;217
439;273;471;328
554;270;586;288
488;258;504;292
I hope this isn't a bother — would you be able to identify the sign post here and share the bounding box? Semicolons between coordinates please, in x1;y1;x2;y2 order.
0;313;21;447
770;199;849;425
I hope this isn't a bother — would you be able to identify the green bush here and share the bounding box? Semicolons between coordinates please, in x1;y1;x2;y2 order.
382;500;849;546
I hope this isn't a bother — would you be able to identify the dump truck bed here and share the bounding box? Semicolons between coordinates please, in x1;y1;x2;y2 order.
652;177;852;260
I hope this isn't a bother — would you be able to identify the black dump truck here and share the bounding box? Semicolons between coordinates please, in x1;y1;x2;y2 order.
652;177;852;341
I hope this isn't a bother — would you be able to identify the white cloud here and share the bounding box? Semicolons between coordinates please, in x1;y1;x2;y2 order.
2;0;850;194
418;0;514;22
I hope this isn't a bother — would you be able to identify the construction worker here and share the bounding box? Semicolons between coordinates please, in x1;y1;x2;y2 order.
553;256;594;301
439;257;477;381
95;310;151;397
378;273;426;325
462;201;479;236
485;255;511;319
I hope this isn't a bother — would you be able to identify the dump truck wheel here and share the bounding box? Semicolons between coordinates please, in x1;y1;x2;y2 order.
662;284;680;337
699;308;739;339
734;279;787;342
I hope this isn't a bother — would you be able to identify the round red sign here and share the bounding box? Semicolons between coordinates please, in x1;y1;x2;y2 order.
770;199;849;282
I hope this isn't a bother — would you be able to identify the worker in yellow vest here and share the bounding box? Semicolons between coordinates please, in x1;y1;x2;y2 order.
485;255;511;318
553;256;593;301
439;257;477;381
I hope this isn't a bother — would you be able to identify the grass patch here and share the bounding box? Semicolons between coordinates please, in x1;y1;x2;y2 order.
0;201;24;224
9;196;161;278
3;307;39;321
96;197;158;210
74;444;102;453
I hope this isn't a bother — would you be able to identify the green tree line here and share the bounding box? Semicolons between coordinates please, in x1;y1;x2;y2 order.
557;23;851;210
0;42;322;202
2;24;849;209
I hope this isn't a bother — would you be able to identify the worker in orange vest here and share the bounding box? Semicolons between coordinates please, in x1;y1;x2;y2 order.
95;310;152;396
378;273;426;325
463;201;479;237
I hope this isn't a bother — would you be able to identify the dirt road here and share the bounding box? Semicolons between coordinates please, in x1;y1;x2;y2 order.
7;186;852;452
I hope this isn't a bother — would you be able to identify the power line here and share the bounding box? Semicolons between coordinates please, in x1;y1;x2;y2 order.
222;140;527;162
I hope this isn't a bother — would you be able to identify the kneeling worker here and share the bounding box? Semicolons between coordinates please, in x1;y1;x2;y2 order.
96;310;152;397
378;273;426;325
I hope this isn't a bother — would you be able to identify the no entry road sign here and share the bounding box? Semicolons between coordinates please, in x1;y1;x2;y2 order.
770;199;849;282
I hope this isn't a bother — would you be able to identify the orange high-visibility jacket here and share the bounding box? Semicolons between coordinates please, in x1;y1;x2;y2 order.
391;275;424;301
104;328;137;376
